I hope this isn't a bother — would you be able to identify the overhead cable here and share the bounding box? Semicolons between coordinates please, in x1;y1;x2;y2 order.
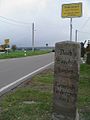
80;17;90;29
0;19;31;28
0;16;31;25
78;30;90;34
72;26;90;35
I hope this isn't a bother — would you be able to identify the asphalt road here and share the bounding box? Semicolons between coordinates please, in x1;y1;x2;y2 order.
0;53;54;94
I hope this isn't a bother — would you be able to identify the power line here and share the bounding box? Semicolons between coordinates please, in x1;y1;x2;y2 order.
72;27;90;42
0;16;31;25
0;19;30;27
72;17;90;31
80;17;90;29
72;26;90;35
78;30;90;34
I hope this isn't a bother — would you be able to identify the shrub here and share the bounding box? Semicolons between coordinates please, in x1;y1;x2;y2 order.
86;53;90;64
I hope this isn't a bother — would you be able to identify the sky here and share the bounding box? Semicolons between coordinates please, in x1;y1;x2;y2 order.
0;0;90;47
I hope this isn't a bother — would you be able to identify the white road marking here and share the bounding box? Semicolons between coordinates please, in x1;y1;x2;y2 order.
0;62;54;93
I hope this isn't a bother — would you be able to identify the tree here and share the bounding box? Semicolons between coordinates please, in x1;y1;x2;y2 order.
11;45;17;51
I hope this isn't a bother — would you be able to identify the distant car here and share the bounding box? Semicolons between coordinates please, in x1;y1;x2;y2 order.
52;49;55;52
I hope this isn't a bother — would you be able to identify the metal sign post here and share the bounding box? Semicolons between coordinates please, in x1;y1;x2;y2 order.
70;18;72;41
75;29;78;42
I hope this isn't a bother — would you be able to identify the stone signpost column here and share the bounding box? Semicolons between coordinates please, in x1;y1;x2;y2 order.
53;41;80;120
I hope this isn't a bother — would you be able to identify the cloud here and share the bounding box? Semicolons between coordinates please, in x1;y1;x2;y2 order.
0;0;90;47
1;0;48;17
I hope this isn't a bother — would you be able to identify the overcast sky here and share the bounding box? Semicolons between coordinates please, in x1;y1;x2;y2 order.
0;0;90;47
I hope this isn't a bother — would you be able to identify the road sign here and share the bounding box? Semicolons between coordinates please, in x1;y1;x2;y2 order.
4;39;10;45
62;3;82;18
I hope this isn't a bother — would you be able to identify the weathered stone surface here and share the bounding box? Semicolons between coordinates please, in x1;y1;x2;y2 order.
53;41;80;120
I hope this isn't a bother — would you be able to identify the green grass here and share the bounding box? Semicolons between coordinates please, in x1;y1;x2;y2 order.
0;65;90;120
0;90;52;120
0;50;51;59
78;64;90;120
0;69;53;120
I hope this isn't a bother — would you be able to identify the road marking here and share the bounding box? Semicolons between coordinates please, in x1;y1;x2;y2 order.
0;62;54;93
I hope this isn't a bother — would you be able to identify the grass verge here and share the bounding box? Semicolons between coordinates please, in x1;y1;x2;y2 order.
78;64;90;120
0;64;90;120
0;50;51;59
0;69;53;120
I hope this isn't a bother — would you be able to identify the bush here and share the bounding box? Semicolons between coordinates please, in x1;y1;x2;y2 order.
12;45;17;51
81;42;86;57
86;53;90;64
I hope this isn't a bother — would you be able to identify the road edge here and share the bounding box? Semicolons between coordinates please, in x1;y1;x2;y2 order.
0;62;54;97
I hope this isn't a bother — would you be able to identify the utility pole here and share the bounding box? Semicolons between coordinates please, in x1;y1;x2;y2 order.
32;22;34;51
75;29;78;42
70;18;72;41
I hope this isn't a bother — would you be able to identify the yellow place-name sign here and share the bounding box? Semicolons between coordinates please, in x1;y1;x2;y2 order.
62;3;82;18
4;39;10;45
